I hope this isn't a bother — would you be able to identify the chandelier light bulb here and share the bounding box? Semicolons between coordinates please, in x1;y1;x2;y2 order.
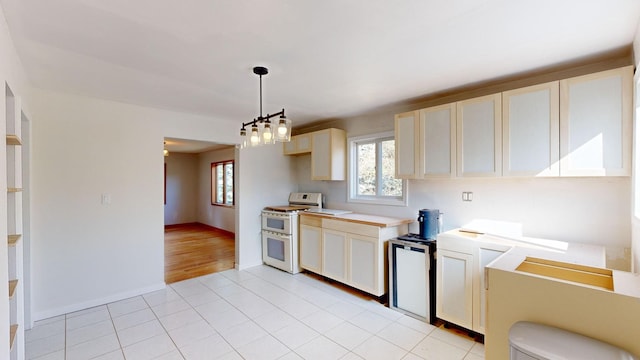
263;123;273;141
278;121;288;136
250;125;260;145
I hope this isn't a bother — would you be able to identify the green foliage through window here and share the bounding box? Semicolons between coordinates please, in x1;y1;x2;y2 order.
354;136;402;198
211;160;234;206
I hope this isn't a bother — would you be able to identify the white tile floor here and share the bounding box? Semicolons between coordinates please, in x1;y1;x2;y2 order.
25;265;485;360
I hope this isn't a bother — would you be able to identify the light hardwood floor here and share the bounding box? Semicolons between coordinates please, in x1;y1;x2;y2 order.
164;222;235;284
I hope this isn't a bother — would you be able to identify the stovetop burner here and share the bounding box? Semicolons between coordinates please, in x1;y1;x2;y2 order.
397;233;437;244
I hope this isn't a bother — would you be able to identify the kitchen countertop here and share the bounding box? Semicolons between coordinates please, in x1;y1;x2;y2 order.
485;235;640;359
300;211;413;227
489;243;640;298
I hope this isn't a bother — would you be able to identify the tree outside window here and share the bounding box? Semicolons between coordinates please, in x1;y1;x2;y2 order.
211;160;234;206
350;133;405;205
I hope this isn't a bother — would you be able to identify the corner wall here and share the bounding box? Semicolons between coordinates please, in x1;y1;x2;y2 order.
164;152;199;225
29;87;291;320
0;2;32;357
198;147;236;233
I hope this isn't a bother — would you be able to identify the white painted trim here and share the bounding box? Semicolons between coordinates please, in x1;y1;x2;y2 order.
347;131;408;207
32;282;166;322
236;260;264;271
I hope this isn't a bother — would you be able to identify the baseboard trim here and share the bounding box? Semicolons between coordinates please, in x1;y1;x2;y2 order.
164;222;235;237
236;261;264;271
33;282;166;322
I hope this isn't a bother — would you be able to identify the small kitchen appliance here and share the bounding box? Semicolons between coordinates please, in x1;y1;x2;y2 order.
261;192;322;273
418;209;441;240
388;235;437;324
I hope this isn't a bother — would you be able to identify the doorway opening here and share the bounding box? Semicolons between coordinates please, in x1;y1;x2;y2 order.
163;137;237;283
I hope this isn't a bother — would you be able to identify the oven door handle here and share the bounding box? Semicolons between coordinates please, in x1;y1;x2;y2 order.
262;229;290;237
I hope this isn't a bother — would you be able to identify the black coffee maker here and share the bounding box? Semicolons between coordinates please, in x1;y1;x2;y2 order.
418;209;441;240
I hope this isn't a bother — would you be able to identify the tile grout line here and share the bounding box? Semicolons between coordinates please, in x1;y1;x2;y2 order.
27;267;486;360
141;289;189;360
196;272;292;358
218;269;363;359
104;304;126;360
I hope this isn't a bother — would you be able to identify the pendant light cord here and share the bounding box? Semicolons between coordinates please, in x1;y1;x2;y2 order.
259;74;263;118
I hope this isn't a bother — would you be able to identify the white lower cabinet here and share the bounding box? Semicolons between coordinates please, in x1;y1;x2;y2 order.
348;234;379;294
322;229;348;283
436;230;511;335
436;249;473;330
300;224;322;274
472;242;511;334
299;214;407;297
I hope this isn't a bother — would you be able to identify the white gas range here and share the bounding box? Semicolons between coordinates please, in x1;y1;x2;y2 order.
261;192;323;274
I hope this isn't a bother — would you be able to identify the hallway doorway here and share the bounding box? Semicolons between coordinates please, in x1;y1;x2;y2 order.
163;138;238;283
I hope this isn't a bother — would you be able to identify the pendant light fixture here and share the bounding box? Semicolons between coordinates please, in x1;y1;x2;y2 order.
239;66;291;149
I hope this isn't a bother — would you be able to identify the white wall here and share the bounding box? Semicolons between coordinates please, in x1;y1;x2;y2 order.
198;147;235;233
295;110;633;270
236;144;297;270
164;152;199;225
28;87;290;320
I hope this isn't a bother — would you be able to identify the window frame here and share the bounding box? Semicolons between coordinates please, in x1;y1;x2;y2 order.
211;160;235;207
348;131;408;206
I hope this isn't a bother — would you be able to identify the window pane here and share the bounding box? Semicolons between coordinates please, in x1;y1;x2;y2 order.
357;142;376;195
381;139;402;196
216;164;224;203
225;163;233;204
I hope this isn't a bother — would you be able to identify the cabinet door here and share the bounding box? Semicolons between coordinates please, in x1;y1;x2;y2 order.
472;242;509;334
436;249;473;329
322;229;348;282
560;66;633;176
283;137;297;154
503;82;560;177
311;129;346;180
394;111;420;179
456;94;502;177
420;104;456;178
348;234;379;295
297;133;312;153
283;133;312;155
300;225;322;273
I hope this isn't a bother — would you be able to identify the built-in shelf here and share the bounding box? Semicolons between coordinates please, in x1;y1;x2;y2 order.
7;188;22;193
5;134;21;146
7;234;21;247
8;280;17;299
9;324;17;350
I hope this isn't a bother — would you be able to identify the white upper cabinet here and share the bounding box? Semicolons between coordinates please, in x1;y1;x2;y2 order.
560;66;633;176
394;111;420;179
502;81;560;177
394;105;456;179
456;94;502;177
394;65;631;179
311;128;346;180
420;104;456;178
283;133;312;155
285;128;345;180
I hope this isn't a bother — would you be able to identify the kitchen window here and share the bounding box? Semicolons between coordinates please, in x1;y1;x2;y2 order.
348;132;407;206
211;160;234;206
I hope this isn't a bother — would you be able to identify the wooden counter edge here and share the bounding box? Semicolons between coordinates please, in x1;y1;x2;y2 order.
300;212;413;228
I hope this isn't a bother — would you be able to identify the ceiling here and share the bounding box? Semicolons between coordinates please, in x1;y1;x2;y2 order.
2;0;640;134
164;137;230;154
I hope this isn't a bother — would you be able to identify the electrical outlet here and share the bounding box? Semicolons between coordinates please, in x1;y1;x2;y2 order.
101;193;111;205
462;192;473;201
